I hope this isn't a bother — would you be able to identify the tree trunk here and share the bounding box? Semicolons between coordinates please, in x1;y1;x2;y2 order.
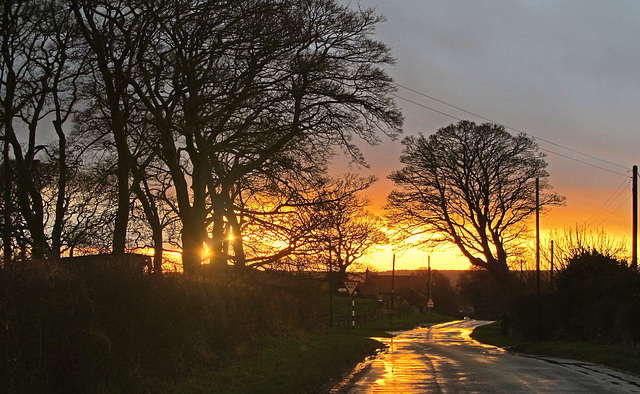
486;258;512;292
131;175;163;274
226;209;246;270
181;217;204;274
51;122;67;258
2;140;11;264
112;135;131;254
207;195;228;270
153;232;163;275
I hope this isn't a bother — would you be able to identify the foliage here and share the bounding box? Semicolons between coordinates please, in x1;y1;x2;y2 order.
556;250;635;301
0;260;324;392
544;224;629;270
553;250;640;343
386;120;564;288
429;271;463;316
507;250;640;344
457;268;514;319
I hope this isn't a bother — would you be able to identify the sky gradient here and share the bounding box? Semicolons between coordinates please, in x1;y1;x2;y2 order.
335;0;639;271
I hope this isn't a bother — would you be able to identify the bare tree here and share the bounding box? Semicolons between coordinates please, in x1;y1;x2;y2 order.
387;121;564;289
124;0;401;273
0;0;84;260
236;174;332;270
1;0;50;259
71;0;143;255
319;177;387;281
242;174;384;276
2;0;402;272
545;224;629;270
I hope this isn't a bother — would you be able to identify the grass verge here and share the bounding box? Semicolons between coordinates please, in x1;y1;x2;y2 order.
164;310;454;393
161;330;381;393
471;322;640;376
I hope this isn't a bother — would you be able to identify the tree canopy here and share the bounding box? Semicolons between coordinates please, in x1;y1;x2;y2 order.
1;0;402;273
386;120;564;288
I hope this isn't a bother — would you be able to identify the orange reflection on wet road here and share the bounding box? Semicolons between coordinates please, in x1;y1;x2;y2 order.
337;320;640;393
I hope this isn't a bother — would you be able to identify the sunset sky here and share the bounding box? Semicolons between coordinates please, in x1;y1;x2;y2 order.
335;0;639;271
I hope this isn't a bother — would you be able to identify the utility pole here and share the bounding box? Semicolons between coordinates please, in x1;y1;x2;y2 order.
633;165;638;271
427;255;433;315
391;254;396;311
328;246;333;327
535;177;540;340
550;240;554;291
427;255;431;301
536;178;541;296
391;254;396;328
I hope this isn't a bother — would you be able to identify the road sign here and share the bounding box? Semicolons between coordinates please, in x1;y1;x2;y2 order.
427;298;435;308
343;280;360;296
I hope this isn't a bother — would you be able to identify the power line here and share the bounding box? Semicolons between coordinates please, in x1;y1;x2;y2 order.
391;82;635;233
393;82;630;173
538;147;628;177
566;196;627;221
390;93;463;122
594;194;631;229
585;177;631;227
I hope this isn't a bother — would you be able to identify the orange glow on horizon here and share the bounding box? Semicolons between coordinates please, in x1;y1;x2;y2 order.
355;179;634;272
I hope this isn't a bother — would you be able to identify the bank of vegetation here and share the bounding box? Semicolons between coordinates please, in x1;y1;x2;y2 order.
467;234;640;376
1;260;452;393
0;262;324;392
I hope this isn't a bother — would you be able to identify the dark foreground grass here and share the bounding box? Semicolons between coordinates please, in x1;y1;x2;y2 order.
471;322;640;376
164;310;454;393
162;330;382;393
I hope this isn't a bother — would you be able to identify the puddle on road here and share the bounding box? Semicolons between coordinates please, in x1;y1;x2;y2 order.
331;321;501;393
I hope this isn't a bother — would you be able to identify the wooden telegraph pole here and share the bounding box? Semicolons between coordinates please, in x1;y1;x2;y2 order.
328;247;333;327
550;240;554;290
391;254;396;328
633;165;638;271
427;255;431;301
536;177;541;295
391;254;396;311
535;177;540;339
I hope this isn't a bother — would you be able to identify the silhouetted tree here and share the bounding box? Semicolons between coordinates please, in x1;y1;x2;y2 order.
387;121;564;290
122;0;401;273
1;0;85;260
458;268;510;318
320;178;387;281
2;0;402;273
71;0;144;255
430;271;461;316
237;174;381;274
553;250;638;342
556;250;634;301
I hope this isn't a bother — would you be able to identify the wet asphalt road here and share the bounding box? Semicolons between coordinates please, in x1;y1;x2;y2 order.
337;320;640;393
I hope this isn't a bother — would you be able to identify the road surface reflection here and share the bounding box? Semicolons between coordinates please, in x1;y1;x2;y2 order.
335;320;640;393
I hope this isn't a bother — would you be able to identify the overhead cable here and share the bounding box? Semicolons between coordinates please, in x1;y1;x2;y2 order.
393;83;630;173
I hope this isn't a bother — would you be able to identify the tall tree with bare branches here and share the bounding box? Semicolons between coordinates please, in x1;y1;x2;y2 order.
387;121;564;289
122;0;402;273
